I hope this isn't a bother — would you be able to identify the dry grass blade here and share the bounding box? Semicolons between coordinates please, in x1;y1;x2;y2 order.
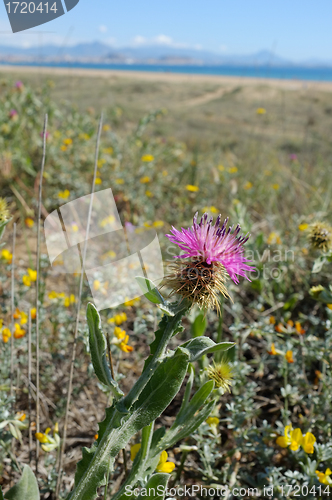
28;309;33;465
35;114;48;471
55;113;103;499
10;223;16;401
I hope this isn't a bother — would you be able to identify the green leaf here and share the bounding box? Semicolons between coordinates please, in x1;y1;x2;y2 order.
157;304;175;316
87;303;124;399
135;277;165;305
67;348;189;500
4;465;39;500
181;337;235;362
191;313;207;337
137;474;170;500
0;218;11;242
176;380;214;424
1;486;5;500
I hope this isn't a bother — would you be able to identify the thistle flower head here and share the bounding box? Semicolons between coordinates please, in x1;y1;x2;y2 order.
309;222;332;252
206;360;233;392
164;213;254;311
0;198;10;224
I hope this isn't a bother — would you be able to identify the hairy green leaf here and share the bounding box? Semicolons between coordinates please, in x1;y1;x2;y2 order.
135;277;165;305
181;337;235;361
4;465;39;500
87;303;124;399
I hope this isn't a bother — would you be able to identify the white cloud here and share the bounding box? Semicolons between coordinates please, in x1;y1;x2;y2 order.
99;25;107;33
132;35;147;46
131;34;191;49
219;45;228;53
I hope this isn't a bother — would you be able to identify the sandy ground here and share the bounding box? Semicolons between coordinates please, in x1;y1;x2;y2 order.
1;63;332;92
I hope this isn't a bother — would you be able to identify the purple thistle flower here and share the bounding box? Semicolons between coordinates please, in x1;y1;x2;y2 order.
15;81;23;89
166;212;254;285
9;109;18;117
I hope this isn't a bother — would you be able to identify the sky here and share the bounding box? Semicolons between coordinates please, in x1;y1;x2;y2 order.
0;0;331;62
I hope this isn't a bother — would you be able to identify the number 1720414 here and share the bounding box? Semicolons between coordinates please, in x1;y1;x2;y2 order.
5;2;58;14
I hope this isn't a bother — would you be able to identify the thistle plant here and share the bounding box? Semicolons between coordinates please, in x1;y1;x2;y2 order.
1;213;252;500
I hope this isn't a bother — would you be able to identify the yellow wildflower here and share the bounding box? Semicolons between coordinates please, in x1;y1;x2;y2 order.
2;327;11;343
244;181;253;190
119;334;133;353
316;468;332;485
145;190;153;197
295;321;305;335
285;350;294;363
162;170;168;176
63;138;73;146
108;313;127;326
276;426;316;453
58;189;70;200
186;185;199;192
267;232;282;245
327;304;332;310
268;343;277;355
93;280;101;291
115;179;124;185
124;297;140;307
218;165;225;171
298;223;309;231
103;147;113;154
25;217;34;228
256;107;266;114
1;249;12;264
141;154;154;162
60;145;67;152
203;206;218;214
95;178;102;185
114;327;126;340
272;184;280;190
269;316;276;324
14;323;26;339
206;417;220;427
31;308;37;320
153;221;164;229
35;424;60;452
103;124;111;131
22;275;31;287
140;176;151;184
156;451;175;473
228;166;238;173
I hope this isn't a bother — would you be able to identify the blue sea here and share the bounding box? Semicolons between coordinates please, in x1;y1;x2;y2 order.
2;61;332;82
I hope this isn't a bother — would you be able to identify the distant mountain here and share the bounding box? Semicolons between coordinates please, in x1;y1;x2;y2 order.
0;41;331;67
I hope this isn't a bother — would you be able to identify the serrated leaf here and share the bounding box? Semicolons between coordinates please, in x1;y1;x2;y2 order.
191;313;207;337
181;337;235;362
4;465;39;500
87;303;124;399
135;277;164;305
137;474;170;500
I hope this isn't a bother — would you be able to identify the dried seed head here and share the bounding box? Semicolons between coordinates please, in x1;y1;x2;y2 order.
163;259;229;313
206;360;234;393
309;222;332;252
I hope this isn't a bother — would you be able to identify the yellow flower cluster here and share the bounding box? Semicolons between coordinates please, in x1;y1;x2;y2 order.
1;249;12;264
35;423;60;452
124;297;140;307
108;312;127;326
113;326;133;353
276;425;316;453
58;189;70;201
22;268;37;287
48;291;76;307
186;184;199;192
